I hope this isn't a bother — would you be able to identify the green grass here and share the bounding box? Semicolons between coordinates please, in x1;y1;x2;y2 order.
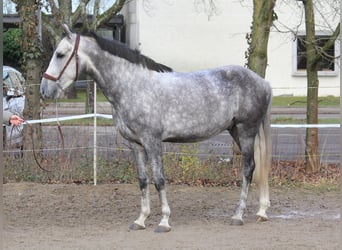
272;95;340;107
46;89;108;103
272;116;340;124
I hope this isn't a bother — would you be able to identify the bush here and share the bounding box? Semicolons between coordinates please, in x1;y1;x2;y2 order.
4;28;22;68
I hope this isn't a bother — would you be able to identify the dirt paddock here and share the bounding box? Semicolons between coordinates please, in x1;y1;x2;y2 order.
4;182;340;250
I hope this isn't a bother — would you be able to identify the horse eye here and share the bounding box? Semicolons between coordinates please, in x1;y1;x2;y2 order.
56;53;65;59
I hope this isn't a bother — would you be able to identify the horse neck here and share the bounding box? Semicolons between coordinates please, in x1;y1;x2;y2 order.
82;45;150;105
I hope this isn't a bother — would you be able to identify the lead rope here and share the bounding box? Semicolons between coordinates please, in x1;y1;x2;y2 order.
55;100;66;170
30;100;66;172
30;122;52;172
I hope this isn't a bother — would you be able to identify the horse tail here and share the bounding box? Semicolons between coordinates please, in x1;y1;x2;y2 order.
253;91;272;218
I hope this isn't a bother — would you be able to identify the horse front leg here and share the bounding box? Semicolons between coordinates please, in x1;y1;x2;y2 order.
129;143;150;230
148;140;171;233
155;185;171;232
231;138;255;226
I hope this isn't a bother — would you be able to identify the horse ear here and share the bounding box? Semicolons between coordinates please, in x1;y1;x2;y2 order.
62;24;73;39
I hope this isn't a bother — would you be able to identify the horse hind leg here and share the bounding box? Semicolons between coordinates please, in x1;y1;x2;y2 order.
229;132;256;226
230;122;270;225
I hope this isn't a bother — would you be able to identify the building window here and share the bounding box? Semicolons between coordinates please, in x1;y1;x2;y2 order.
293;32;339;76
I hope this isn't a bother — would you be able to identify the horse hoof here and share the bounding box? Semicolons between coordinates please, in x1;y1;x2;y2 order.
256;215;268;223
230;218;244;226
154;225;171;233
129;223;145;231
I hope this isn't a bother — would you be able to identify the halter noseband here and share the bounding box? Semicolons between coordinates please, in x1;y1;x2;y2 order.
43;34;81;84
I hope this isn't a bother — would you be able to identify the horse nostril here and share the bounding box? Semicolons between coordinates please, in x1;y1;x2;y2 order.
40;84;46;97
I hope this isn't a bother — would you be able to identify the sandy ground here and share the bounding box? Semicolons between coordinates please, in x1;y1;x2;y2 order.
3;182;340;250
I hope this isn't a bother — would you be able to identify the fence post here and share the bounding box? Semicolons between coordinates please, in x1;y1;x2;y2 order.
86;80;95;114
93;82;97;186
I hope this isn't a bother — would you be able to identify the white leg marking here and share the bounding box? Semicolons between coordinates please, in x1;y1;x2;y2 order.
256;184;270;220
232;187;248;222
232;177;249;224
134;186;150;228
158;189;171;229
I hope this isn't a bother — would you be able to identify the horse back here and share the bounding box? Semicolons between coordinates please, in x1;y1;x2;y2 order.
156;65;272;142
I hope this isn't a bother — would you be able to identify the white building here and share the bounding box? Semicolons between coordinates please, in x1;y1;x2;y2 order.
122;0;340;96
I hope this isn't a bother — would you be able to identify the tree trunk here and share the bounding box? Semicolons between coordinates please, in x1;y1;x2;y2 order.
303;0;320;172
16;1;43;156
86;80;95;114
246;0;276;78
233;0;275;165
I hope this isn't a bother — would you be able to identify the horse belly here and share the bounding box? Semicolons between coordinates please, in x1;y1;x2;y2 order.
161;114;232;143
162;133;219;143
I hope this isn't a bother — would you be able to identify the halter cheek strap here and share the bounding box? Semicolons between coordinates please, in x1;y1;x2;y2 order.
43;34;81;83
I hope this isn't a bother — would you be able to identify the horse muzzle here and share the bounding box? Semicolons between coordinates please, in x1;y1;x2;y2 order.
40;78;61;99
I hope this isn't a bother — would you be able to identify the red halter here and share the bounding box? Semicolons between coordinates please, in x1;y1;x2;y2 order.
43;34;81;83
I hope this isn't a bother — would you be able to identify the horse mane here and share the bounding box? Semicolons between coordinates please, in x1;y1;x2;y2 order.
82;31;173;73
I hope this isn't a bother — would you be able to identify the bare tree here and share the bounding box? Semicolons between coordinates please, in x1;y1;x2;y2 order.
43;0;127;43
251;0;339;172
13;0;44;156
301;0;340;172
245;0;277;78
200;1;339;172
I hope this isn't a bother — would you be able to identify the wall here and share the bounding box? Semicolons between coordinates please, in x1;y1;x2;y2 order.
123;0;340;96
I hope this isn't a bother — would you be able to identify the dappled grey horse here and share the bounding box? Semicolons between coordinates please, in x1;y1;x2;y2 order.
41;25;272;233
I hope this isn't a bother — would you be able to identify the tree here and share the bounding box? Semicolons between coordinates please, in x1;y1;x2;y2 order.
13;0;44;159
246;0;339;172
228;0;276;167
198;1;339;172
43;0;127;45
246;0;277;78
301;0;340;172
303;0;319;172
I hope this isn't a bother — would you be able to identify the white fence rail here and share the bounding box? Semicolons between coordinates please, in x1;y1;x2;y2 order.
25;115;340;128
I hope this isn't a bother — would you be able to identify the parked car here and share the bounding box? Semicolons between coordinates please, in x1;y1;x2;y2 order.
3;66;26;149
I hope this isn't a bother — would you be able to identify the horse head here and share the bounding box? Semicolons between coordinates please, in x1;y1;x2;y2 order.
40;24;81;99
